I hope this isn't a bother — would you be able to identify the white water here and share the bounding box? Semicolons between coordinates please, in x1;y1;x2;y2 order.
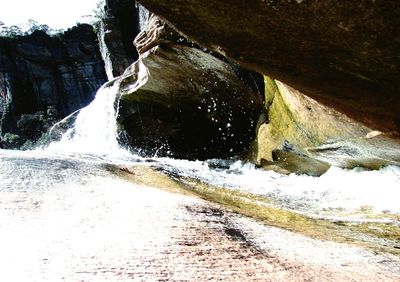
156;158;400;220
2;149;399;281
1;75;400;281
2;73;400;222
46;82;129;158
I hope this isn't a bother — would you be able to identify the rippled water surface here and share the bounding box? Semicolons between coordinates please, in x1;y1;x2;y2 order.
2;148;400;223
156;157;400;219
1;78;399;280
1;148;400;281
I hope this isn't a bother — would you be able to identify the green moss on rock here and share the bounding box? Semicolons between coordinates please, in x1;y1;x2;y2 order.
253;76;400;172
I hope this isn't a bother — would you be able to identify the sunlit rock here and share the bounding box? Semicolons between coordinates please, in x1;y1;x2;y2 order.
136;0;400;137
117;15;263;159
259;150;331;177
253;77;400;170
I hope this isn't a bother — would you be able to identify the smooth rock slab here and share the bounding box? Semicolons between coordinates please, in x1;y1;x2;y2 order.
0;151;399;281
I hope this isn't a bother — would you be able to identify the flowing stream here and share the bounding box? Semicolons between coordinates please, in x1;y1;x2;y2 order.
47;81;125;156
0;79;400;280
41;77;400;221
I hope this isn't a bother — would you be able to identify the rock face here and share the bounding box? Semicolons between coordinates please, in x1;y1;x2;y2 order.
136;0;400;137
0;25;107;148
253;77;400;171
259;150;331;177
99;0;141;79
117;15;263;159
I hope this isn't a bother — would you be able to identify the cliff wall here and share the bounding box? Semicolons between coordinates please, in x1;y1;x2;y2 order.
0;25;107;148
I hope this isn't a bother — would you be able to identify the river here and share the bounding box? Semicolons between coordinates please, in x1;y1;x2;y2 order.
0;81;399;281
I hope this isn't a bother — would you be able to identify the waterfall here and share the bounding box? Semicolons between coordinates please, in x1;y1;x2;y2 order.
98;21;115;80
47;81;123;155
47;59;149;157
49;2;153;155
137;3;150;33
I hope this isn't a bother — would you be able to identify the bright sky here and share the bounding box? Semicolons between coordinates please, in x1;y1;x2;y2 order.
0;0;101;29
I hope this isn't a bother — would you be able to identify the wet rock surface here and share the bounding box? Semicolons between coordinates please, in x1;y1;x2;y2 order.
253;77;400;172
0;153;399;281
99;0;141;79
259;149;331;177
118;15;263;159
136;0;400;137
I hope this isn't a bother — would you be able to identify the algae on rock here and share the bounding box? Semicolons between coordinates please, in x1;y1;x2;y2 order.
254;76;400;172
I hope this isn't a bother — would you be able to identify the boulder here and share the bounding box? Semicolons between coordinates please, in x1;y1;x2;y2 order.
259;150;331;177
136;0;400;137
117;15;263;159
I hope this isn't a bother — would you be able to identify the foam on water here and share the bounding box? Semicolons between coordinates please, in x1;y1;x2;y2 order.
3;54;398;223
155;157;400;219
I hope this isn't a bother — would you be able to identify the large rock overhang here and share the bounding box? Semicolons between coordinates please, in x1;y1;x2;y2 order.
136;0;400;138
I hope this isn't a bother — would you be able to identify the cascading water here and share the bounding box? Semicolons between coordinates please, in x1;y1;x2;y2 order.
0;57;400;281
46;60;149;159
156;158;400;220
71;83;120;150
3;3;400;281
47;81;123;155
4;57;400;221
